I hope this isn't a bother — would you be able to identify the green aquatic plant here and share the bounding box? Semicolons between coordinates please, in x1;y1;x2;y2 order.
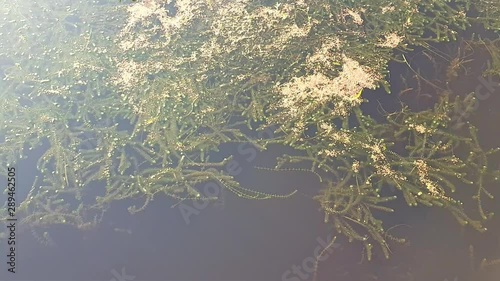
0;0;499;262
272;92;500;259
475;37;500;78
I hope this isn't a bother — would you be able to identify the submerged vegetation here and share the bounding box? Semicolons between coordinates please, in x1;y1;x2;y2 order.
0;0;499;268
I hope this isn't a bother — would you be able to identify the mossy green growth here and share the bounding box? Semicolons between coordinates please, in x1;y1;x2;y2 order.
0;0;499;259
